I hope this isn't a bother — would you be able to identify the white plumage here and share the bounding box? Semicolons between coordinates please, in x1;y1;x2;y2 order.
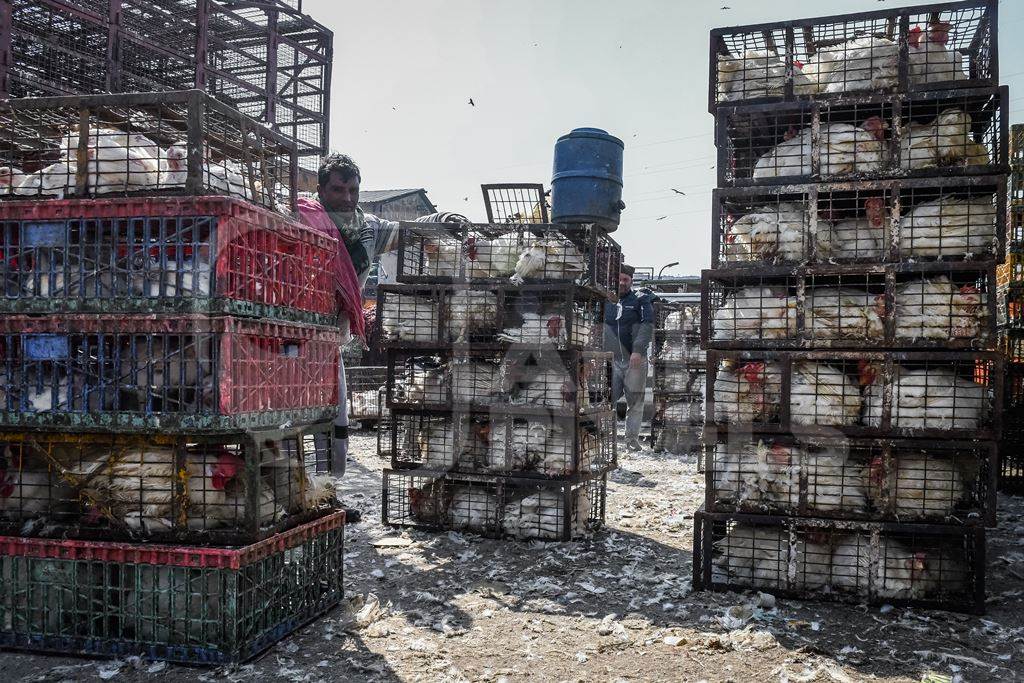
59;126;160;193
451;359;496;404
660;368;693;392
713;360;782;423
805;287;884;342
145;254;212;298
898;196;996;258
863;365;985;431
0;166;24;195
466;235;521;278
417;420;458;469
829;197;888;260
446;289;497;343
515;365;574;408
712;524;796;589
0;446;73;521
907;23;969;85
867;454;966;520
790;361;862;426
801;36;900;93
24;369;70;413
496;312;568;347
509;237;586;286
382;294;440;342
899;109;974;170
712;441;798;511
711;286;796;341
399;360;447;405
12;161;77;199
448;486;499;532
725;201;831;263
830;534;960;600
893;276;984;340
803;449;868;514
487;419;549;473
502;487;590;540
716;49;816;101
752;118;886;179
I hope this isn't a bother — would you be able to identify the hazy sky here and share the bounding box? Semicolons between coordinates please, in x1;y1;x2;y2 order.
303;0;1024;277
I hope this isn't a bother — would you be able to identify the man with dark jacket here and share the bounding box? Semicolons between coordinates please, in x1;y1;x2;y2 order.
603;265;654;451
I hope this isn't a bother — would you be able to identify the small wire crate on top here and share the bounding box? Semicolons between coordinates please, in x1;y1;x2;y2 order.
0;90;297;212
716;87;1007;188
382;469;606;541
481;183;549;224
377;283;604;350
0;510;345;664
0;422;337;545
703;434;996;525
392;221;622;301
710;0;997;111
386;408;616;479
713;177;1006;268
693;507;985;614
705;348;1002;441
0;197;337;324
702;262;996;350
0;314;340;433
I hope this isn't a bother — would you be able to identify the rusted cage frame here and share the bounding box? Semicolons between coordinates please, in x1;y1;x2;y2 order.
708;0;998;112
712;175;1008;268
0;420;335;545
701;432;997;525
392;221;622;302
481;183;549;224
384;347;613;419
345;365;385;422
715;86;1008;188
0;0;332;165
381;468;607;540
701;260;997;350
692;507;986;614
376;283;606;352
385;406;618;479
704;348;1003;440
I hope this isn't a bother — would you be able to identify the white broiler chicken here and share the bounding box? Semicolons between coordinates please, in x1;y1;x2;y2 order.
712;524;793;590
502;487;590;540
465;234;522;278
660;367;693;392
448;485;499;533
215;477;285;528
789;361;862;426
713;360;783;423
0;166;25;195
420;236;464;278
804;448;868;514
399;359;447;405
830;533;961;600
205;155;252;200
13;161;77;199
805;287;885;342
867;453;966;520
487;419;550;473
711;286;796;341
862;363;985;431
59;126;160;193
716;49;816;101
544;422;579;475
446;289;497;343
514;364;576;408
662;310;697;334
381;294;440;342
712;440;798;511
144;248;212;298
899;109;974;170
509;237;586;285
800;36;899;93
155;142;188;189
416;420;458;469
893;276;984;340
753;117;886;179
496;312;568;347
0;446;73;521
908;22;969;85
898;195;996;258
451;359;497;404
829;196;888;260
724;201;832;263
264;444;338;514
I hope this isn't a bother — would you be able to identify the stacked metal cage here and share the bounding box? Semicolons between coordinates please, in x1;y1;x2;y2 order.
997;125;1024;493
696;0;1004;614
651;300;706;455
0;94;344;659
379;217;622;540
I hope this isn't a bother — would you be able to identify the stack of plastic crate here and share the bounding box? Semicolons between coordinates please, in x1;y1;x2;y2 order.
696;0;1004;614
997;125;1024;493
378;217;622;541
0;91;345;661
651;300;705;455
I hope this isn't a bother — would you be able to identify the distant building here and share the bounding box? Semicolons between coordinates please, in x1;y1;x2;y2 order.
359;189;437;291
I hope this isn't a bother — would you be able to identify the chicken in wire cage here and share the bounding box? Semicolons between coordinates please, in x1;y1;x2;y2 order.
861;361;988;431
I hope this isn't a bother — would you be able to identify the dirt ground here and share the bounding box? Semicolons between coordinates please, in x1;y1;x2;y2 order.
6;431;1024;683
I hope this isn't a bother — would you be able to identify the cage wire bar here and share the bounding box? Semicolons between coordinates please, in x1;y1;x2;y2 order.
482;183;549;224
0;0;332;169
651;300;706;454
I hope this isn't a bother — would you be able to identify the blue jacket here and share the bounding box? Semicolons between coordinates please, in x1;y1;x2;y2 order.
603;290;655;361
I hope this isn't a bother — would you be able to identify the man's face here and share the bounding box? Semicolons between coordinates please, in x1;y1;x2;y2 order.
319;172;360;213
618;273;633;297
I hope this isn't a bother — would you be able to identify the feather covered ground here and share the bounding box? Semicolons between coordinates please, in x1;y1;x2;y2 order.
6;432;1024;682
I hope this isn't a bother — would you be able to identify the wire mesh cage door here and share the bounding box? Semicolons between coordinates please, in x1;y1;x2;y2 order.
481;184;549;224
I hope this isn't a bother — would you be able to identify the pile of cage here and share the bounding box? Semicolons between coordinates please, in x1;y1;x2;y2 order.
651;300;705;455
379;217;621;541
696;0;1004;614
0;96;343;661
997;124;1024;493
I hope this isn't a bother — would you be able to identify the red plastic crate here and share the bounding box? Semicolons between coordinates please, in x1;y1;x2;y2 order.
0;197;337;325
0;314;340;433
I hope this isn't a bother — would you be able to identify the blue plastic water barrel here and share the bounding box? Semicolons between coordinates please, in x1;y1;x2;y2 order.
550;127;624;230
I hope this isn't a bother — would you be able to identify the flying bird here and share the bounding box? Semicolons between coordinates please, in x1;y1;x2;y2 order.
469;98;475;106
657;216;668;221
670;188;686;195
721;5;731;9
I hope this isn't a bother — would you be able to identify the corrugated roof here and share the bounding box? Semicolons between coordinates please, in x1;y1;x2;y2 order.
359;189;427;203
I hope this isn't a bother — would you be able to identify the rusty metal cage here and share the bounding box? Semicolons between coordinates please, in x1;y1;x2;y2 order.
393;222;622;301
0;90;298;211
382;469;606;541
716;87;1007;187
346;365;386;423
709;1;997;111
481;183;549;224
377;284;604;350
386;348;612;418
713;177;1005;267
705;349;1001;440
2;0;332;168
651;390;705;455
702;262;995;350
0;422;337;544
693;508;985;613
386;408;616;478
704;435;996;525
